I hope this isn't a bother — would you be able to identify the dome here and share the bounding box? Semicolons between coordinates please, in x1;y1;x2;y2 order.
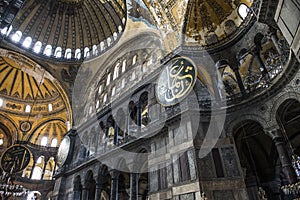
1;0;127;61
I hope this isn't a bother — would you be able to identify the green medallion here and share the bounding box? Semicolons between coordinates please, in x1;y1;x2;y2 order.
1;145;31;173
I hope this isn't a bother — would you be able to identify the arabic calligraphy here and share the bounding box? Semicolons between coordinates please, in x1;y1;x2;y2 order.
0;145;31;173
156;57;197;106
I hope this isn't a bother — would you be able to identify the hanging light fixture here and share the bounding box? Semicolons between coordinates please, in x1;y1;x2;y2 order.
281;154;300;195
0;172;29;197
0;145;31;198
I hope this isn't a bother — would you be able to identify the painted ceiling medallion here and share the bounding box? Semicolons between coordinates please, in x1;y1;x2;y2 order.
20;121;32;133
156;57;197;106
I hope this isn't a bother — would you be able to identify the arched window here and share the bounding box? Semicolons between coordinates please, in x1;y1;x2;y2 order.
11;30;22;42
122;60;126;73
122;17;126;24
118;25;123;33
113;63;119;80
41;136;48;146
92;45;98;56
25;105;31;113
54;47;62;58
111;86;116;96
22;37;32;48
51;138;58;147
132;55;137;65
107;38;111;47
121;78;125;88
31;167;42;180
33;41;42;53
84;47;90;58
75;48;81;59
36;156;43;164
65;48;72;59
100;42;105;51
103;94;107;103
113;32;118;41
238;3;249;20
106;73;111;86
48;103;53;112
96;100;100;109
1;27;8;35
43;45;52;56
0;98;3;107
131;71;136;80
98;85;102;94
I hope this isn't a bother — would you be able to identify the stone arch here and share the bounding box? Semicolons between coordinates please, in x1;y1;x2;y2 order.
116;158;130;199
97;164;110;199
133;147;150;199
232;119;278;199
84;170;96;200
133;147;150;173
225;113;269;136
269;91;300;125
73;175;83;200
0;114;18;142
275;98;300;156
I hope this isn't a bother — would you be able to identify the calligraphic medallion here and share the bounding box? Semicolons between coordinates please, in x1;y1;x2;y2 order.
57;136;71;167
156;57;197;106
0;145;31;173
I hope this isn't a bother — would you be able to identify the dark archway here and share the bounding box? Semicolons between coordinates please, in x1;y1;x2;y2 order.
276;99;300;155
85;171;96;200
136;148;149;200
73;175;82;200
233;120;279;199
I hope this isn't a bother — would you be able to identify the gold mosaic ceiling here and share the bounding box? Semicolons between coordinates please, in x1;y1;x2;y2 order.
0;57;58;102
184;0;253;46
0;49;71;145
141;0;254;49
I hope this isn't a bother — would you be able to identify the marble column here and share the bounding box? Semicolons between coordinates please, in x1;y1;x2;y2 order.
269;28;282;55
230;64;246;95
29;158;36;179
130;173;139;200
95;182;103;200
41;160;48;180
104;126;109;151
110;170;120;200
73;190;81;200
137;105;142;133
82;185;89;200
268;129;297;184
114;124;119;145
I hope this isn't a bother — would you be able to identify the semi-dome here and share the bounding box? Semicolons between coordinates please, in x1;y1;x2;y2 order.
0;49;71;146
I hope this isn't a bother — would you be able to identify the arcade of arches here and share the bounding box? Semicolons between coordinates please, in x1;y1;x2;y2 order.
0;0;300;200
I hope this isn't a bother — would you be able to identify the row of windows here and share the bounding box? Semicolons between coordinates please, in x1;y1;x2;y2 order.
0;23;124;59
40;136;58;147
95;53;156;110
0;98;54;113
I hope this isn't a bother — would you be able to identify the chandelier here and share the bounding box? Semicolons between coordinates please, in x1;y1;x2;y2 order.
0;145;31;198
281;154;300;195
0;172;29;197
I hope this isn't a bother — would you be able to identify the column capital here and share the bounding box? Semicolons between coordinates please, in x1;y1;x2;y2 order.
109;169;120;179
264;128;283;140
